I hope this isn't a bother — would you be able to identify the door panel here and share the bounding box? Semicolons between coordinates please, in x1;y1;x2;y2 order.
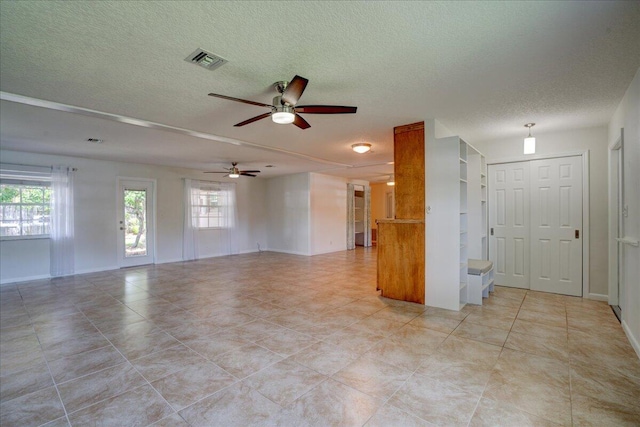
489;162;530;288
530;157;582;296
118;179;155;268
489;156;583;296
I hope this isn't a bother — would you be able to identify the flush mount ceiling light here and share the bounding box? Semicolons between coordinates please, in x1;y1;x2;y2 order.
352;143;372;154
524;123;536;154
386;174;395;186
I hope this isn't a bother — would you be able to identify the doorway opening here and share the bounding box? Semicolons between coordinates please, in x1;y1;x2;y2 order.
347;183;371;249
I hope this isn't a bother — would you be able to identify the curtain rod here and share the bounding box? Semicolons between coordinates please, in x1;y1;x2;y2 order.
0;162;77;171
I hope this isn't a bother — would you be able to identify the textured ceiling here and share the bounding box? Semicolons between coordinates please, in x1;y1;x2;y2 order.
1;1;639;181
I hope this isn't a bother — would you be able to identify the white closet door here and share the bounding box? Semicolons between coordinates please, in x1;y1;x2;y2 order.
488;162;530;289
530;157;583;296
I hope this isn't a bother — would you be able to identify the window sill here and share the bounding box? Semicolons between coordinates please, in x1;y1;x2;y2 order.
0;235;50;242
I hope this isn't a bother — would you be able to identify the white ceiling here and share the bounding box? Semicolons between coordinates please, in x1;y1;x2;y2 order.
1;1;639;181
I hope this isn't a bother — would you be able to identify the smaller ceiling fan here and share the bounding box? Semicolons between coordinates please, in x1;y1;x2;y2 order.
208;75;357;129
204;162;260;178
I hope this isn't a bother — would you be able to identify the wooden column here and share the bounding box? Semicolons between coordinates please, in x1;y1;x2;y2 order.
394;122;425;220
377;219;425;304
376;121;426;304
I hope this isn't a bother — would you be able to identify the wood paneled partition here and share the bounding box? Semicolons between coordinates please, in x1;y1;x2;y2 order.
377;219;425;304
394;122;425;219
376;121;426;304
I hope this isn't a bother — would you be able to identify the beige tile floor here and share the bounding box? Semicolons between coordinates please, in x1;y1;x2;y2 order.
1;248;639;426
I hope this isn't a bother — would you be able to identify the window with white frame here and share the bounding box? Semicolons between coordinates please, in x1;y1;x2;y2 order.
0;177;52;238
190;183;235;229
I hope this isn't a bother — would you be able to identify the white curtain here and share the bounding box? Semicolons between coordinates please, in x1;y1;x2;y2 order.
183;179;198;261
50;166;75;277
216;181;238;255
183;179;238;260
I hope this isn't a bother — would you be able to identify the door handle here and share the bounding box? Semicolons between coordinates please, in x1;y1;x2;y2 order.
120;227;125;231
491;228;494;236
575;229;579;239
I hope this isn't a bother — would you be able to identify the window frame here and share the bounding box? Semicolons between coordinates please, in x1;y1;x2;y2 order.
190;183;235;230
0;179;52;240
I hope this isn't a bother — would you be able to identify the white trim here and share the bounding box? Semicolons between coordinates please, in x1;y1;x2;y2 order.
0;91;350;168
0;274;50;286
488;150;588;165
155;258;184;265
582;151;590;299
75;265;120;275
0;235;50;242
311;248;348;256
586;293;609;302
264;248;310;256
608;129;624;306
622;320;640;360
237;249;260;255
487;150;590;298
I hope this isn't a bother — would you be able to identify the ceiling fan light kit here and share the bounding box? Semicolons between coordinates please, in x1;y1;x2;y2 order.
352;143;372;154
208;75;357;129
204;162;260;178
272;105;295;124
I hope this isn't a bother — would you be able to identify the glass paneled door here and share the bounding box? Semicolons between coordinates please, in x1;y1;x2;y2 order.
117;179;155;268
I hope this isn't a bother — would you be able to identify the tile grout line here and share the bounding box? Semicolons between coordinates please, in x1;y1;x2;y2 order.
462;289;524;427
67;304;181;425
18;284;73;427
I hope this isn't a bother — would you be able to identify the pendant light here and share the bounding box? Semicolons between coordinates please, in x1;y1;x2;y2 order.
524;123;536;154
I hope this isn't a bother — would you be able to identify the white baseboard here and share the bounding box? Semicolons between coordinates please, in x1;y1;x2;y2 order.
0;274;51;286
155;258;184;265
75;266;120;275
622;320;640;360
311;247;349;256
263;248;310;256
237;249;260;255
587;293;609;302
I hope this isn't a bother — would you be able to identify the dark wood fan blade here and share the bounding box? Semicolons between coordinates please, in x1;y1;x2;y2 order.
240;170;261;173
234;112;272;127
282;75;309;106
208;93;273;108
293;114;311;129
295;105;357;114
240;173;257;177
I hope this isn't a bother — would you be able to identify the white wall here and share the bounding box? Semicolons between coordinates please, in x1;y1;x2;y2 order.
0;150;267;283
474;126;609;298
310;173;347;255
265;172;359;256
608;67;640;357
266;173;311;255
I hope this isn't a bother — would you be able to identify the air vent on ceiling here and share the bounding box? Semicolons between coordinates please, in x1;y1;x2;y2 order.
185;48;228;71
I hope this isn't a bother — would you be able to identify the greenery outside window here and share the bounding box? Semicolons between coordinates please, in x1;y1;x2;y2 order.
0;182;52;237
